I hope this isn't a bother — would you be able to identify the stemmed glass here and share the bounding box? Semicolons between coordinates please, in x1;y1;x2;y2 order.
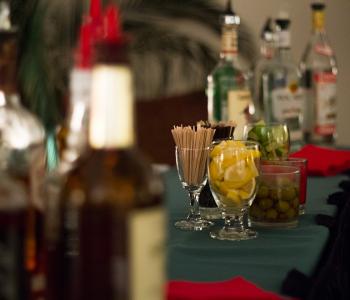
175;146;214;231
208;140;260;240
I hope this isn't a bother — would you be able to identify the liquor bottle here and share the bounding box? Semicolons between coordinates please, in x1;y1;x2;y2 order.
207;0;254;139
57;0;104;171
261;16;305;148
57;23;93;172
300;2;337;145
51;5;166;300
0;3;46;298
253;17;276;117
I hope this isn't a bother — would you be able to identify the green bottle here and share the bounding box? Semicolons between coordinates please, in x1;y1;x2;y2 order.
207;1;254;139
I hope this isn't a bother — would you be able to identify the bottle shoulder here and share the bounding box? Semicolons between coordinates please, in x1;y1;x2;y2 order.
300;32;337;71
0;97;45;148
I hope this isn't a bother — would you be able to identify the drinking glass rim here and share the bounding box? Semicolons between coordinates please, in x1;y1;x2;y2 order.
262;157;308;163
245;122;288;128
261;164;300;175
211;139;259;148
175;145;211;151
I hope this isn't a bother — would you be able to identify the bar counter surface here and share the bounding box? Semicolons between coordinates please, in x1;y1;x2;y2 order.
163;167;347;293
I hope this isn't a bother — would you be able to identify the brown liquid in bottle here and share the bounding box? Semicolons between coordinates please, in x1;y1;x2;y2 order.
47;20;165;300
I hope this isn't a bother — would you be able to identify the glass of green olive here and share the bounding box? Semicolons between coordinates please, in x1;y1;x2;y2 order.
243;123;290;160
249;164;300;228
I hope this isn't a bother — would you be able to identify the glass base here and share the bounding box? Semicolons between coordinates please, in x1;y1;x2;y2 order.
199;207;222;220
209;227;257;241
174;218;214;231
251;220;298;229
299;204;305;215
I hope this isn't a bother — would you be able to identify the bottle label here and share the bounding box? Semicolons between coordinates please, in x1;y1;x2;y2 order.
227;89;252;139
314;44;333;57
90;65;135;149
128;206;166;300
30;144;46;211
221;27;238;54
314;72;336;135
277;30;290;48
271;87;304;141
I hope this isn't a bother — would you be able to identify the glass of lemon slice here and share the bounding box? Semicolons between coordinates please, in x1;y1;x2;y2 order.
208;140;260;240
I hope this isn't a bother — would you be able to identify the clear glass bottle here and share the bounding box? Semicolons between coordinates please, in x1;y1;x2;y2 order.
300;2;337;145
253;17;276;118
207;1;254;139
261;17;304;149
50;6;166;300
0;5;46;298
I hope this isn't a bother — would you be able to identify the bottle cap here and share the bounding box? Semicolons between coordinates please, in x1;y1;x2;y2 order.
94;5;128;64
311;2;325;10
74;21;93;68
220;0;240;26
275;18;290;30
260;17;274;41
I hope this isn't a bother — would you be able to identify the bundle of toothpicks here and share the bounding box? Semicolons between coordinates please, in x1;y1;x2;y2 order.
171;125;215;185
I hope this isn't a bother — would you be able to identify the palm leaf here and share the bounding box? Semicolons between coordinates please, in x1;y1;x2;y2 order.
11;0;256;126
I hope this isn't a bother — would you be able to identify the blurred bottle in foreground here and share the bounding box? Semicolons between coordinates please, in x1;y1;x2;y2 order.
253;17;276;118
261;13;305;150
207;0;255;139
48;5;166;300
300;1;337;145
0;1;46;298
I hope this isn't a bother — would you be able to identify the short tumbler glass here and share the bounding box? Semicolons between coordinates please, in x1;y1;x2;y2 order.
249;164;300;228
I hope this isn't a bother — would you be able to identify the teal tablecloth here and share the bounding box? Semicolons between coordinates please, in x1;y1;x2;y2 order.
163;168;347;293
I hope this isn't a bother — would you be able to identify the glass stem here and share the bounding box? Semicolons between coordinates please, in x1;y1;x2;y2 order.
225;214;244;232
187;191;201;221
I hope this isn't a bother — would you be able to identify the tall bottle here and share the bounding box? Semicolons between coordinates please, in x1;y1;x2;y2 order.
207;0;254;139
52;5;165;300
262;16;304;148
0;2;46;298
253;17;276;118
300;2;337;145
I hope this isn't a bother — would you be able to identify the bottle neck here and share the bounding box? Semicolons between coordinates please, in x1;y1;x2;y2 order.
260;40;275;59
0;32;18;95
89;63;135;149
220;25;238;59
276;29;291;49
312;10;325;33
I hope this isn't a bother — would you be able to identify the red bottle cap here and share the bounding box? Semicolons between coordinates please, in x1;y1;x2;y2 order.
102;5;125;43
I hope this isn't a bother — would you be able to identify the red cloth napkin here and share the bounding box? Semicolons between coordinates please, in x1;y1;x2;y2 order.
290;144;350;176
166;276;284;300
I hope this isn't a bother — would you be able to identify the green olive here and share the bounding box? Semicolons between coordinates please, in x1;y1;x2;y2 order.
281;186;297;202
276;201;290;213
257;185;269;198
286;208;297;220
269;188;280;202
258;198;273;210
292;197;299;209
279;213;288;220
265;208;278;220
249;204;264;220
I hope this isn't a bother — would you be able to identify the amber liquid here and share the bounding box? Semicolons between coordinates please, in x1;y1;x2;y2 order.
48;148;164;300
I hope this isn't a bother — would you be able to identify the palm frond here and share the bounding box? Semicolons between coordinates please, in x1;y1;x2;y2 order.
11;0;256;126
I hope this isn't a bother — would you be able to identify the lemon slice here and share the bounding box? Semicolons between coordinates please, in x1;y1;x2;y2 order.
239;178;256;199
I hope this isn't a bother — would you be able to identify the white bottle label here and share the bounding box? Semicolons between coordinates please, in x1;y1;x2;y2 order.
129;207;166;300
271;87;304;141
227;89;252;139
314;72;336;135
